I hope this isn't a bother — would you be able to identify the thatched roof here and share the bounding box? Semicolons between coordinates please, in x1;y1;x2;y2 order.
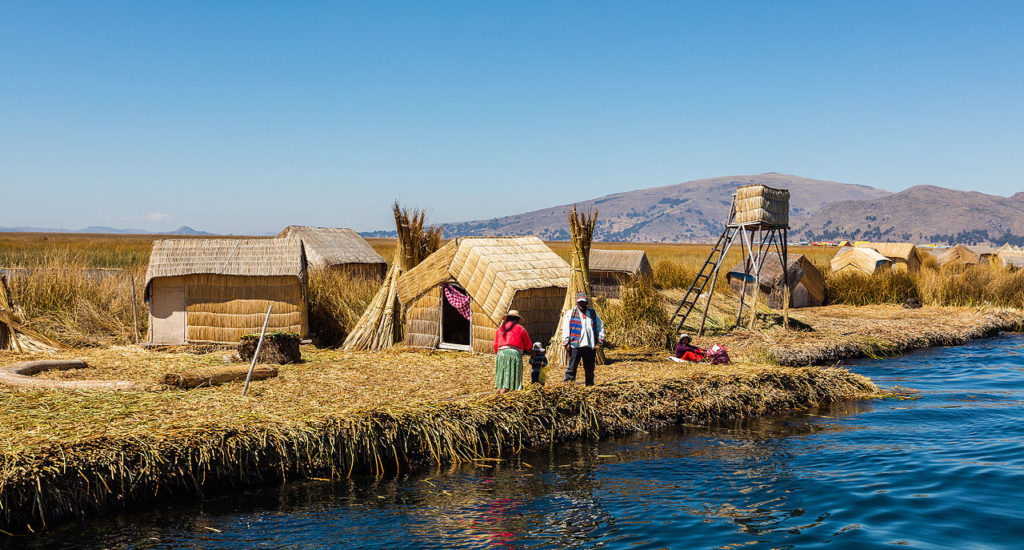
145;238;306;293
589;249;651;275
863;242;920;262
726;254;825;305
277;226;385;269
397;236;569;324
831;247;892;275
938;244;981;266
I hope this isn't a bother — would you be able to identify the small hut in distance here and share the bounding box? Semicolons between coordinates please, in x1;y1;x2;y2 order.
831;247;892;276
278;226;386;279
862;242;923;272
588;249;652;298
396;237;569;353
145;238;308;345
938;244;981;267
726;254;825;308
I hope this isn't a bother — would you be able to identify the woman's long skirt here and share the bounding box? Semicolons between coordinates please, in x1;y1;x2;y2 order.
494;348;524;391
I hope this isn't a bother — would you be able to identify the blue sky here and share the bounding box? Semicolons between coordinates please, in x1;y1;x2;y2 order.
1;1;1022;234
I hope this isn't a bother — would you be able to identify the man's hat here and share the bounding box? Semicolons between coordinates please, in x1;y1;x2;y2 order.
575;292;589;303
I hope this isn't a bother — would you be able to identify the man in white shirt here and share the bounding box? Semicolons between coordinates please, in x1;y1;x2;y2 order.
561;292;604;386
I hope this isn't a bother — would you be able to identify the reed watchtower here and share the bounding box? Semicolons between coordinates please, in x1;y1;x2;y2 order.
670;185;791;335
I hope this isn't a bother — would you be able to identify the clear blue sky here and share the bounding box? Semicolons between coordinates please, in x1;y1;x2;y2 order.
2;1;1022;234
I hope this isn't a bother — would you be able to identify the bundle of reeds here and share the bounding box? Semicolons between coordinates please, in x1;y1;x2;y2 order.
343;204;441;351
0;274;65;352
162;365;278;389
549;206;606;367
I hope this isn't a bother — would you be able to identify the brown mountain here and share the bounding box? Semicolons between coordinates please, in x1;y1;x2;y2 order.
443;173;890;242
793;185;1024;245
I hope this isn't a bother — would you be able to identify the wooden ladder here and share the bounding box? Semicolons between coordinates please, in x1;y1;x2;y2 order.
669;225;736;334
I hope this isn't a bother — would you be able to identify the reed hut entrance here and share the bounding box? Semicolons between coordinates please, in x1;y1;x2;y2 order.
439;283;471;350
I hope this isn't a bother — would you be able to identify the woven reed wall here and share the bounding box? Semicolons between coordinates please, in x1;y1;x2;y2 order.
470;298;499;353
591;272;629;298
184;274;307;343
509;286;564;348
404;286;441;349
327;262;387;281
733;185;790;227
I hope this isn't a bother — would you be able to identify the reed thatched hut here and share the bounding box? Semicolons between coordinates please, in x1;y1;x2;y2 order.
831;247;892;276
588;249;652;298
145;238;308;345
726;254;825;309
938;244;981;267
863;242;923;272
997;246;1024;269
277;225;386;279
396;237;569;353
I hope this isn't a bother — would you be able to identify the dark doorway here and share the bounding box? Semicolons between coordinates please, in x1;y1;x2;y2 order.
440;285;471;349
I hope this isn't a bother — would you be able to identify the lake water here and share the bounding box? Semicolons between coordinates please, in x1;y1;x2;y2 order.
10;334;1024;549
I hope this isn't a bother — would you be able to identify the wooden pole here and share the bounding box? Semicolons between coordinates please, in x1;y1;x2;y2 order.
129;274;140;344
242;305;273;396
782;229;790;329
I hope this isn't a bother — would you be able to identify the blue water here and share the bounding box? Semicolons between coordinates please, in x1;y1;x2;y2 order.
10;334;1024;549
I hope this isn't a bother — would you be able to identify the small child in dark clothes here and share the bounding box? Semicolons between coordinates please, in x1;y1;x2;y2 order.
530;342;548;384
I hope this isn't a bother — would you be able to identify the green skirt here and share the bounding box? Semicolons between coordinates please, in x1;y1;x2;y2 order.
494;348;524;391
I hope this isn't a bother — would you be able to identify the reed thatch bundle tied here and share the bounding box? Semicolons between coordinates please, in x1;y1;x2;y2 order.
162;365;279;389
238;332;301;364
0;275;66;352
343;203;442;351
549;205;606;367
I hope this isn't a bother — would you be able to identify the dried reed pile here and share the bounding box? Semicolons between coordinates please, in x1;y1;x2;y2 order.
599;277;673;349
162;365;278;389
0;275;65;352
343;204;442;351
549;206;605;366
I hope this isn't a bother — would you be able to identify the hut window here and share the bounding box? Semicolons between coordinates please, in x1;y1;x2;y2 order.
440;283;471;348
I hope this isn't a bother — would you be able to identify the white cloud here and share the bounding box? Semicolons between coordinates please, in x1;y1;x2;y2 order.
145;211;172;222
123;211;172;223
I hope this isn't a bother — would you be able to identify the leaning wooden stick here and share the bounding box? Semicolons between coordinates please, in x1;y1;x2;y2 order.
242;305;273;396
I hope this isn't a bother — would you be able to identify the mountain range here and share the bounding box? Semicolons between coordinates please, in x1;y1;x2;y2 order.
417;173;1024;246
0;225;213;236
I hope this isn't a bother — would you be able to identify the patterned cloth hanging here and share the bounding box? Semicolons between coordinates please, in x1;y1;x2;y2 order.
443;283;472;320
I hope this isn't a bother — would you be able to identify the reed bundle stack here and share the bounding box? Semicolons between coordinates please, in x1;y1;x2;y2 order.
549;206;605;367
277;226;387;279
343;204;442;351
162;365;278;389
396;237;569;352
144;238;308;345
0;275;64;352
588;249;652;298
732;185;790;227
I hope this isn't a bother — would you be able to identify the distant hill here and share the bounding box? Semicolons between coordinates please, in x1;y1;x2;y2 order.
0;225;213;236
438;173;891;242
793;185;1024;246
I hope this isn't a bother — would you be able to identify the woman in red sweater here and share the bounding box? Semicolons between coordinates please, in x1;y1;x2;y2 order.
493;310;532;393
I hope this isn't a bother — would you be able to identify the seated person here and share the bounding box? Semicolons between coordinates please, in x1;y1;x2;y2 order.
675;333;705;362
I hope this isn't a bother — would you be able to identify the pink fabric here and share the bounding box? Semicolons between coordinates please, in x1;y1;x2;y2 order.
493;322;532;353
444;284;472;320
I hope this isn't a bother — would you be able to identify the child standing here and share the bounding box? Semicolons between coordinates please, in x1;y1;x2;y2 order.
529;342;548;385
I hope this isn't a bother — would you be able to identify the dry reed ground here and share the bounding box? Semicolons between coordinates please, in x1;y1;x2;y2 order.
1;302;1021;532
